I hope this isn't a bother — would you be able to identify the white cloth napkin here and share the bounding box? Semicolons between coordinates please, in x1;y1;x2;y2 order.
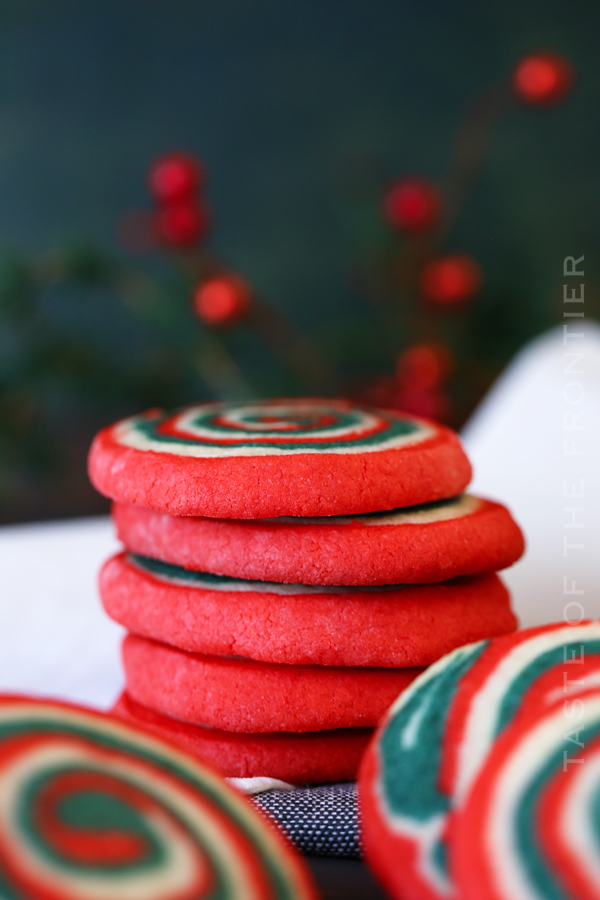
0;516;122;708
462;321;600;627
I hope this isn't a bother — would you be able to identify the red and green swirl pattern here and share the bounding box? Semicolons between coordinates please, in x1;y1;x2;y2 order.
452;691;600;900
0;696;315;900
362;622;600;900
111;399;433;458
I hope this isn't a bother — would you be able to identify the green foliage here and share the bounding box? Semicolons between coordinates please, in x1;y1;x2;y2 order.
0;257;35;319
0;43;587;521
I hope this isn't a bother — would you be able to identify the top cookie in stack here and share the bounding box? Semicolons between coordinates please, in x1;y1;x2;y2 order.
88;398;472;518
89;399;524;785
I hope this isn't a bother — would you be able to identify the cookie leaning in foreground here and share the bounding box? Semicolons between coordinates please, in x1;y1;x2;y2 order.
88;398;472;518
359;621;600;900
0;694;317;900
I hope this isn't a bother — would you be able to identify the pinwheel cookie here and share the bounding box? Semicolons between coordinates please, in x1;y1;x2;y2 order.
0;695;316;900
88;398;471;518
359;621;600;900
452;690;600;900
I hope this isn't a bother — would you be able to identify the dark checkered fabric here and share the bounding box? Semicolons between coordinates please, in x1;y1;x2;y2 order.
252;782;360;858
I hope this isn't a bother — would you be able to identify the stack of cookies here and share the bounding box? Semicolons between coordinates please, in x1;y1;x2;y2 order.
88;399;524;785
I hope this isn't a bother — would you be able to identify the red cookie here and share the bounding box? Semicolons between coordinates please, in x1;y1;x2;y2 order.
113;493;523;585
88;399;471;518
122;634;424;732
102;553;517;667
114;691;373;783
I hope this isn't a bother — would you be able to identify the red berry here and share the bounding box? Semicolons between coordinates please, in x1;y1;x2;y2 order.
420;255;482;306
148;153;205;204
383;178;441;234
396;343;454;391
394;386;451;422
194;275;252;325
512;53;574;106
153;202;209;248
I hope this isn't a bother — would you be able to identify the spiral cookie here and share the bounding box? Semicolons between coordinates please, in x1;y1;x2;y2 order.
440;621;600;805
359;641;486;900
113;492;523;584
101;553;517;667
122;634;424;732
359;621;600;900
0;695;316;900
451;691;600;900
114;692;373;783
88;399;471;517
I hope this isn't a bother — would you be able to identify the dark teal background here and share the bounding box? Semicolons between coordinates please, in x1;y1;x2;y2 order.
0;0;597;321
0;0;598;521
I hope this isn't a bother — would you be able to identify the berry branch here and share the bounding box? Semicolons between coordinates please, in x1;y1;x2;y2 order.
0;50;575;520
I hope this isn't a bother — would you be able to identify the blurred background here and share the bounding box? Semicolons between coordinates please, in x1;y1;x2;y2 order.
0;0;598;524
